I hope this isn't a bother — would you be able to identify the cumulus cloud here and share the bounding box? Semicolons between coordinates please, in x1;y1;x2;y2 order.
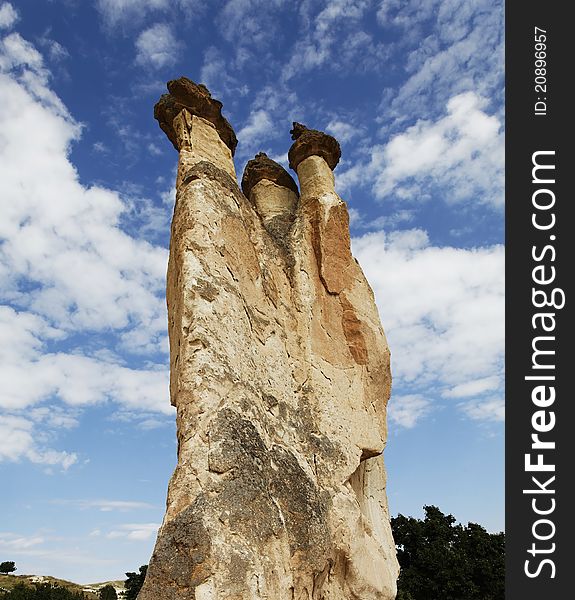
339;92;503;208
0;28;171;466
388;394;432;429
352;228;504;425
1;341;170;414
0;34;168;340
0;415;77;469
326;119;363;143
377;92;502;205
0;2;18;30
135;23;180;70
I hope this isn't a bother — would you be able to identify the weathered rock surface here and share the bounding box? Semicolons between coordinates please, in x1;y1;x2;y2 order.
241;152;299;198
155;77;238;155
288;122;341;171
139;80;398;600
241;153;299;255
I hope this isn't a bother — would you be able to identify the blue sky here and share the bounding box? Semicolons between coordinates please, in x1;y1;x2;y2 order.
0;0;504;584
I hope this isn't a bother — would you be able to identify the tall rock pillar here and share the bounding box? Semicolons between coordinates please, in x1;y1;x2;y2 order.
139;78;398;600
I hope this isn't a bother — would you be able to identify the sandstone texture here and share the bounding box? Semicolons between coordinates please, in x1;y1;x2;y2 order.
155;77;238;155
241;152;299;198
139;81;398;600
288;122;341;171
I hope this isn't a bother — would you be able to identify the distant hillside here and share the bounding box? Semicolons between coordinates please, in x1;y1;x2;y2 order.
82;579;125;597
0;574;125;598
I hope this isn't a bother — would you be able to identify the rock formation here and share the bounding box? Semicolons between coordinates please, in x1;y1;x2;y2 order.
139;77;399;600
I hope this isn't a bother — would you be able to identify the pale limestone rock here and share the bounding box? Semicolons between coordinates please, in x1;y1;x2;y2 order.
174;111;236;186
139;81;398;600
250;179;298;222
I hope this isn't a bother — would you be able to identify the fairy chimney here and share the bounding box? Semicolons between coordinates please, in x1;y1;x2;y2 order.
138;77;399;600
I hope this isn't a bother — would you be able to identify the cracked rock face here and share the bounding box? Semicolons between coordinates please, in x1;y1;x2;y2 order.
139;80;398;600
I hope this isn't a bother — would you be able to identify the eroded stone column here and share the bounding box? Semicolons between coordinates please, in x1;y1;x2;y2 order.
241;152;299;252
139;80;398;600
287;122;399;599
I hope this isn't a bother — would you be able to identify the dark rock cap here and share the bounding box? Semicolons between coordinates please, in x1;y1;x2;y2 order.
288;122;341;171
241;152;299;198
154;77;238;155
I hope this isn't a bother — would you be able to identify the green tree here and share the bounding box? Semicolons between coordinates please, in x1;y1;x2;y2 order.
0;582;87;599
392;505;504;600
99;585;117;600
123;565;147;600
0;561;16;574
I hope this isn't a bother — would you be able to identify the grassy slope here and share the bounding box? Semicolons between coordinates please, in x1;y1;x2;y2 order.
0;574;125;598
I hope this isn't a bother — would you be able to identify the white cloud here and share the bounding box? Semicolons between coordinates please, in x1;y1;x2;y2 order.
63;500;155;512
352;228;504;424
0;415;77;469
111;410;173;430
96;0;168;27
217;0;289;48
0;306;170;413
340;92;503;208
135;23;180;70
147;142;162;156
444;375;500;399
93;141;108;154
0;533;45;550
388;394;432;429
106;523;160;541
348;207;362;227
345;208;416;232
0;62;168;332
0;415;36;461
236;109;274;154
377;92;502;205
45;39;69;62
0;29;172;465
282;0;374;81
30;406;79;429
97;0;204;26
461;397;504;422
199;45;249;98
0;33;167;343
378;0;504;127
326;119;362;143
0;31;45;73
0;2;18;30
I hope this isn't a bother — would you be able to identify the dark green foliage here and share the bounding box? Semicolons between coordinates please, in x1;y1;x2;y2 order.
123;566;147;600
98;585;117;600
392;505;505;600
0;562;16;575
0;582;86;599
